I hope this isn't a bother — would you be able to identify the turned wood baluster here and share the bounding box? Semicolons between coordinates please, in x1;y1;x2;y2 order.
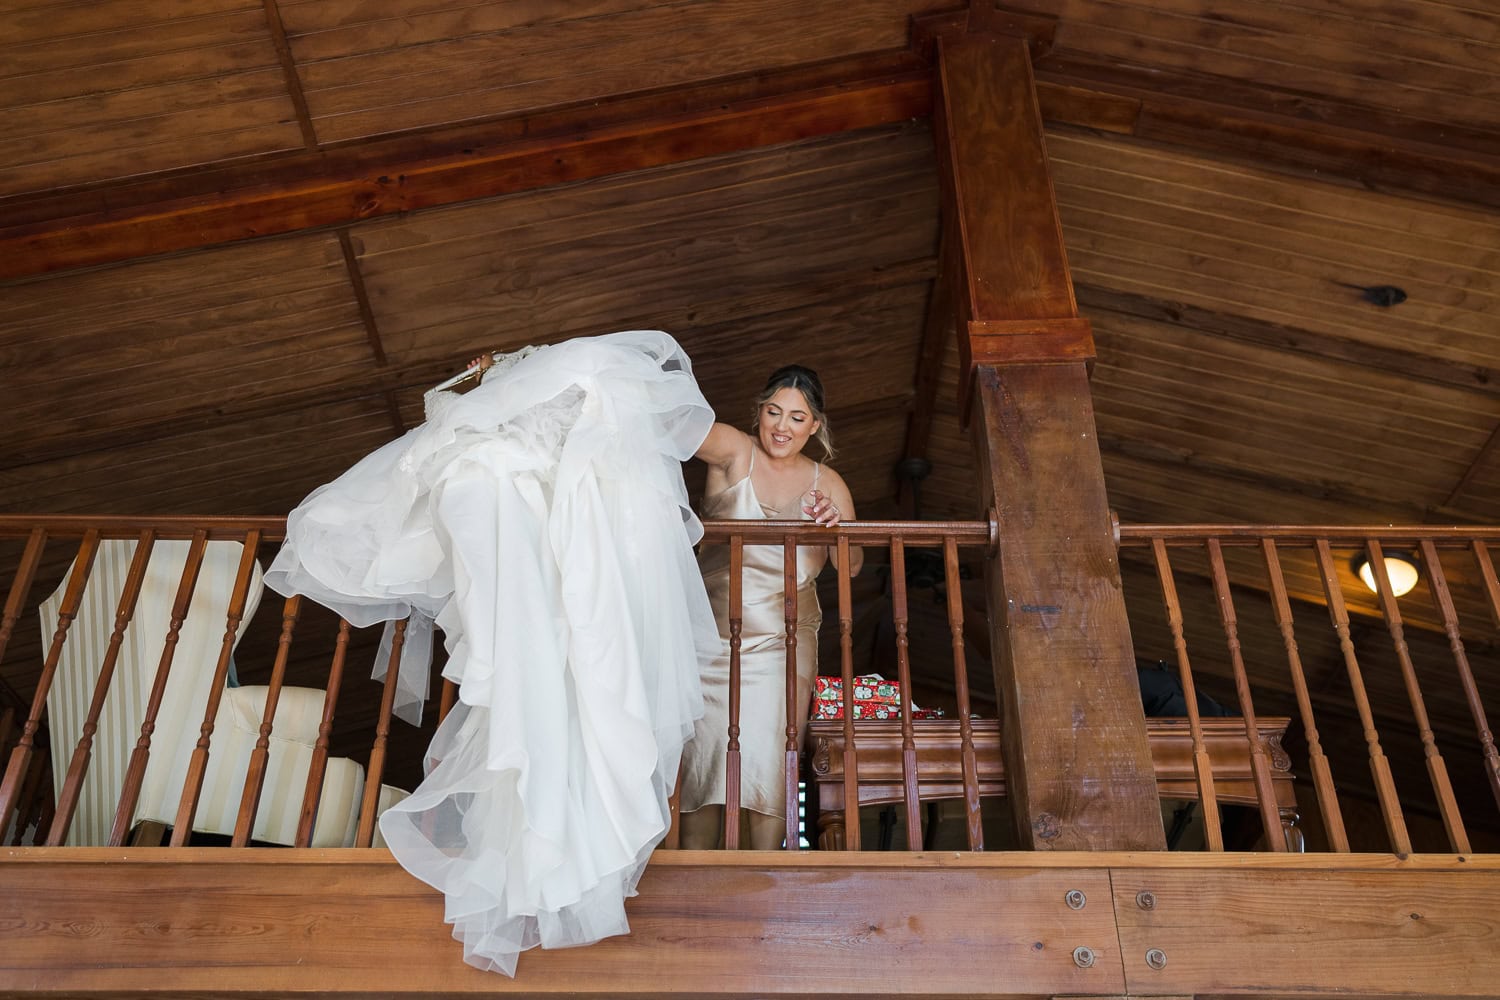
0;526;45;839
1364;539;1470;853
48;531;156;846
837;535;861;851
1206;539;1287;850
296;618;351;848
1313;539;1411;854
11;754;51;845
1421;540;1500;817
109;531;209;847
1476;541;1500;630
1151;538;1222;851
232;595;301;847
724;537;744;850
0;531;99;831
171;533;263;846
1472;540;1500;814
358;618;407;847
1261;539;1347;851
891;538;922;849
0;528;45;669
783;534;800;850
944;536;983;851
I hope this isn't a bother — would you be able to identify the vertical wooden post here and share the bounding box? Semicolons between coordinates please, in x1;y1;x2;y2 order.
933;30;1163;849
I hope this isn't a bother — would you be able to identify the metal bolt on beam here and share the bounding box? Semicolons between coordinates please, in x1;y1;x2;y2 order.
1145;948;1168;970
1064;889;1086;909
1136;890;1156;910
1072;946;1096;969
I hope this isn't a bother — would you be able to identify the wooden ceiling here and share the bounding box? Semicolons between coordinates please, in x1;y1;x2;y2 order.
3;0;1499;842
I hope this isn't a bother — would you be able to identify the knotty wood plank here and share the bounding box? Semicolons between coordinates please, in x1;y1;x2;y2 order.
0;852;1125;995
1112;864;1500;996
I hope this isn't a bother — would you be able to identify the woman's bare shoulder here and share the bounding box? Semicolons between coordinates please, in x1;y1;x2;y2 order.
696;422;752;475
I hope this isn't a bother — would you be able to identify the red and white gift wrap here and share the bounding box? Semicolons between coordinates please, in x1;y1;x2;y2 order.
811;675;945;720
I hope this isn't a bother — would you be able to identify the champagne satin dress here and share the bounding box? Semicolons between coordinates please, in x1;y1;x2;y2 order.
679;453;824;821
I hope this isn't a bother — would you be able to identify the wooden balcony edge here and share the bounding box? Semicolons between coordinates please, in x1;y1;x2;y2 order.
5;849;1499;998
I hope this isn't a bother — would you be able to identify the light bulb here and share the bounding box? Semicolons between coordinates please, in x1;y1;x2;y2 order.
1355;552;1419;597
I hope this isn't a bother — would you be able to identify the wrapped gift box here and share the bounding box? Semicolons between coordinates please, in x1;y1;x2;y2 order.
811;675;945;720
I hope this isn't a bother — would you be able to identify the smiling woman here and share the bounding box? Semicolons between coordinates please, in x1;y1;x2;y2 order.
678;365;863;850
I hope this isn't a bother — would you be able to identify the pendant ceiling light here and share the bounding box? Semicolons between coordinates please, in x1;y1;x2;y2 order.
1352;550;1420;598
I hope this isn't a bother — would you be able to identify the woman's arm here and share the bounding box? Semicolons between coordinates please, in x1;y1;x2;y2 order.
694;422;750;476
805;468;863;577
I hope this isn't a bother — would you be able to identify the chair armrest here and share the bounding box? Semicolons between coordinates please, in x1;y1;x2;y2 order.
222;686;330;746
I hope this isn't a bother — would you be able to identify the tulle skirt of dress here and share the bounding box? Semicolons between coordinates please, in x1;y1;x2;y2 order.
264;331;719;975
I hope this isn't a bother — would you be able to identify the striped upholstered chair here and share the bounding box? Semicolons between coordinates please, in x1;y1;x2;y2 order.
41;538;405;847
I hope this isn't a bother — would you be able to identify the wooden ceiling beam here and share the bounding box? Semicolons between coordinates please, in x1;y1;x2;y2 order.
937;30;1164;851
0;55;930;283
1031;56;1500;214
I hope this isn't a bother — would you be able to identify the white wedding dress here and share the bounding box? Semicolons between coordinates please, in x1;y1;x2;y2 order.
264;331;718;975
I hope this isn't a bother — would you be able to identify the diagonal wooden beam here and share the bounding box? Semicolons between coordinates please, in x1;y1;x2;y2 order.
896;231;955;512
261;0;318;150
0;59;930;282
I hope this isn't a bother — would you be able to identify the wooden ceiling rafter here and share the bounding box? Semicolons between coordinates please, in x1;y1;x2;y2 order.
335;229;404;436
261;0;318;150
1446;422;1500;511
896;231;954;512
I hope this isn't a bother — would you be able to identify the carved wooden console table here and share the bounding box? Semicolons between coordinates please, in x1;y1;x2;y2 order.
807;716;1299;850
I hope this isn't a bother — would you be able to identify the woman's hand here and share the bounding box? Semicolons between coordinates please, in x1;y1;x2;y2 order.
468;354;495;374
803;489;842;527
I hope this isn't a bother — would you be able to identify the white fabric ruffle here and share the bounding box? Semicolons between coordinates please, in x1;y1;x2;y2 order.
265;330;717;975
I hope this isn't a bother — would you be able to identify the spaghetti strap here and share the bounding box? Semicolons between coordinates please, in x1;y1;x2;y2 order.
812;462;822;490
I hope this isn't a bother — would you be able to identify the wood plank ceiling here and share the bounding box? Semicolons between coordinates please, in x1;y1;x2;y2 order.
2;0;1499;844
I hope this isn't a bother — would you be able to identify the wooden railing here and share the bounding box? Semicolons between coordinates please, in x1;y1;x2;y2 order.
0;514;1007;852
0;517;409;849
1117;524;1500;854
693;516;996;851
5;516;1497;857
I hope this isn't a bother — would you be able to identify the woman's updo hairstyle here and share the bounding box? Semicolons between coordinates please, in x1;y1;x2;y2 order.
752;364;835;460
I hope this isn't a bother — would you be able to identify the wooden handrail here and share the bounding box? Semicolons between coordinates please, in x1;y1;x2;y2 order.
700;517;994;549
0;515;287;541
1119;524;1500;544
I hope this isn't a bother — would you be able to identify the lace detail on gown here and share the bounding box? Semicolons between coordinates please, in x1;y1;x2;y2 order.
264;331;718;975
